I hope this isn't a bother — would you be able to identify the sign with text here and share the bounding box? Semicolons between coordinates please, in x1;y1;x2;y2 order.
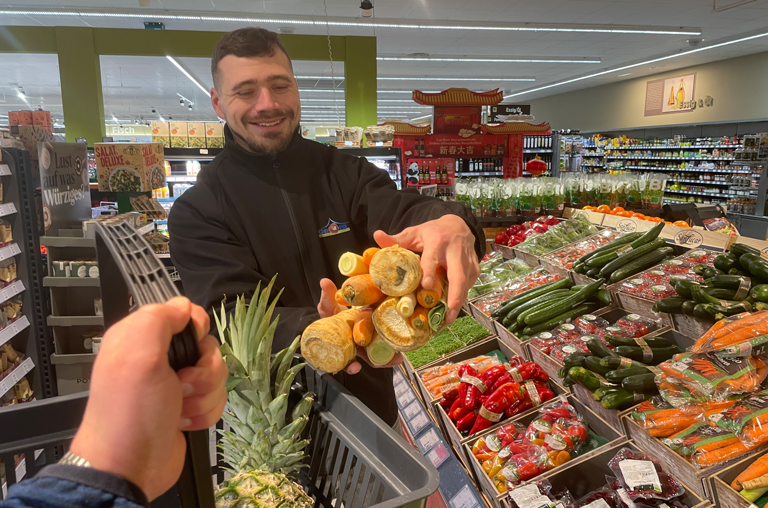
425;134;506;157
661;224;733;252
645;73;697;116
490;104;531;122
601;215;654;233
38;142;91;236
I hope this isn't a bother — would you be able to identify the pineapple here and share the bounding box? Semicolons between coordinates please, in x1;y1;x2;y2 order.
214;276;314;508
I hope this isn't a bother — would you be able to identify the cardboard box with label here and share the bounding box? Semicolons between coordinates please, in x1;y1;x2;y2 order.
151;122;170;148
169;122;188;148
187;122;206;149
205;122;224;148
94;142;166;192
661;224;734;252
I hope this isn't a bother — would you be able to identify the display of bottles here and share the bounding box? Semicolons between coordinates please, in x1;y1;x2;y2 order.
523;135;552;149
436;188;454;201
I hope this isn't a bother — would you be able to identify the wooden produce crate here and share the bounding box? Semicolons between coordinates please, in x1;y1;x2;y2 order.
511;247;540;268
470;300;497;332
412;335;498;422
712;452;768;508
491;242;516;260
493;321;531;360
672;313;712;341
498;442;708;508
625;414;768;500
464;395;626;508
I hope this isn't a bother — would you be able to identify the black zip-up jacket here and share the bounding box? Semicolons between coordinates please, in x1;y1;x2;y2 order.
169;126;484;425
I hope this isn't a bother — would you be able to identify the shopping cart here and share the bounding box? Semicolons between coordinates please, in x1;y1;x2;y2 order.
0;220;439;508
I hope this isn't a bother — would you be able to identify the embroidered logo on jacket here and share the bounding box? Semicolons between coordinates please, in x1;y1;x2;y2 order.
318;218;351;238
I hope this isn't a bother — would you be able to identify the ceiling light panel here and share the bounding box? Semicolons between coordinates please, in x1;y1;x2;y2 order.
377;56;601;64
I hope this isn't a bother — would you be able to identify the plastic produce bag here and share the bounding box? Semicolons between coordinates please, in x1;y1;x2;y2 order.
608;447;684;501
658;353;768;399
508;479;573;508
471;421;527;462
574;314;610;335
615;314;662;338
711;390;768;447
530;331;561;355
691;310;768;355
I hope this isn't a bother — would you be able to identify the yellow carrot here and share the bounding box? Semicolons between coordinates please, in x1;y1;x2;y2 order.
338;252;369;276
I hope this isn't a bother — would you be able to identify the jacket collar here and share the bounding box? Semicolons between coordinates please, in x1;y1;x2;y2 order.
223;123;303;168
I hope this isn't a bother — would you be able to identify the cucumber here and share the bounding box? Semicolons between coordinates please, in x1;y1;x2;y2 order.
731;243;761;257
524;279;605;326
599;238;666;278
609;247;674;284
575;232;643;265
568;367;601;392
593;386;613;401
584;355;613;375
601;389;653;410
597;289;612;306
714;253;739;273
573;262;587;274
605;366;651;384
586;267;601;278
599;356;647;370
586;338;618;358
750;284;768;303
652;297;687;314
491;278;572;318
516;292;576;326
613;345;678;364
562;352;593;368
521;302;599;336
681;300;697;316
502;289;574;327
622;373;658;392
605;334;672;348
673;279;701;298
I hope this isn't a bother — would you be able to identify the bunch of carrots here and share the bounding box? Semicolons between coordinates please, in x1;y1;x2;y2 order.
732;452;768;501
632;399;734;438
692;310;768;353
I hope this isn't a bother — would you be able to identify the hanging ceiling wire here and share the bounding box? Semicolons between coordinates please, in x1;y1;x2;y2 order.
322;0;342;126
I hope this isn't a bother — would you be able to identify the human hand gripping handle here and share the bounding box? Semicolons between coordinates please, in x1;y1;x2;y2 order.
68;297;228;501
374;214;481;324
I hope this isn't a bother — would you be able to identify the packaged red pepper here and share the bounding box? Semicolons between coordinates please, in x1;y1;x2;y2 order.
459;364;483;409
468;382;522;436
607;447;684;501
505;380;555;418
492;446;549;493
456;412;477;433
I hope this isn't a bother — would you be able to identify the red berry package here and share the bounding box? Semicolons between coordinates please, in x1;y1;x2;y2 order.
608;447;684;501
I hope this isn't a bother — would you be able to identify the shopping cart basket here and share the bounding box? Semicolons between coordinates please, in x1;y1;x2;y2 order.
0;220;439;508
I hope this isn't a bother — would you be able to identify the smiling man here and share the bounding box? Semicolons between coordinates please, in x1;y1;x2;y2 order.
168;27;483;427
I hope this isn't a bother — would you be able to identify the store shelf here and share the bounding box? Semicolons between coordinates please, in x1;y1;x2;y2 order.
0;315;30;348
606;156;734;161
0;357;34;398
44;277;100;287
0;164;12;176
40;236;95;248
136;222;155;235
0;202;17;218
1;450;42;497
581;163;604;167
455;172;503;177
617;144;742;149
667;179;732;186
0;280;25;306
0;243;21;262
664;189;731;198
165;175;198;183
47;315;104;327
624;166;751;174
157;252;171;258
523;149;552;153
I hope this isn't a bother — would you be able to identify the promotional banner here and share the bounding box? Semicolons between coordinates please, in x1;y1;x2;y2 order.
38;142;91;236
645;73;697;116
424;134;506;157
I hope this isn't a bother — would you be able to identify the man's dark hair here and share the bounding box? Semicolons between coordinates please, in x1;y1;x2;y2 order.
211;27;292;89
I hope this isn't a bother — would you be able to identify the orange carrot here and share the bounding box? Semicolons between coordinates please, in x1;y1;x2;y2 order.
692;311;766;352
695;441;753;467
417;269;446;309
362;247;380;265
733;452;768;490
694;437;742;455
410;305;428;331
352;309;374;347
335;289;348;307
341;274;385;306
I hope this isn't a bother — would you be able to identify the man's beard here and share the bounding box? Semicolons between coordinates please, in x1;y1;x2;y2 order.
235;111;298;157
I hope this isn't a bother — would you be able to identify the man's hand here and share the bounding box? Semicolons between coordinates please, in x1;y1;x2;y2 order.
69;297;227;501
374;214;480;324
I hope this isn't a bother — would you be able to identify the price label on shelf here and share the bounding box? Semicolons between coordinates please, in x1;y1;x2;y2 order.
426;443;449;468
409;412;429;433
449;485;481;508
403;400;422;420
397;388;415;407
417;428;441;453
394;382;409;397
0;165;11;176
8;203;15;213
11;323;18;335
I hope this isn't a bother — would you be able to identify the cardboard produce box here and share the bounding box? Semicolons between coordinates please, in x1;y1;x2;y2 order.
187;122;206;149
205;122;224;148
94;142;166;192
170;122;188;148
151;121;170;148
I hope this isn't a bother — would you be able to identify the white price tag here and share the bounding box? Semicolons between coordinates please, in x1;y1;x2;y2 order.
2;290;9;301
410;412;429;433
510;484;552;508
449;485;481;508
417;428;440;452
393;370;405;384
200;149;208;155
11;245;19;255
394;382;408;397
583;500;611;508
11;323;18;334
11;370;20;383
426;443;449;468
0;380;8;393
619;460;662;492
375;141;384;147
398;389;415;406
0;164;10;176
403;400;422;420
8;203;15;213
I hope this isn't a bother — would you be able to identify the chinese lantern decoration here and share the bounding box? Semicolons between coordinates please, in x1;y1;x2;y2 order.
526;156;547;177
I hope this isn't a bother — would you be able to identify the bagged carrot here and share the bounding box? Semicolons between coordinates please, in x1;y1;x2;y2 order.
692;311;768;353
664;422;740;461
658;353;768;399
657;378;707;407
693;439;759;468
711;389;768;445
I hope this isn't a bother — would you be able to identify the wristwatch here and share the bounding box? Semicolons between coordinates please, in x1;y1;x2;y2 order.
58;451;91;468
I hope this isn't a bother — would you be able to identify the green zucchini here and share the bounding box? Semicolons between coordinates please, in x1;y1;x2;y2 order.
605;366;651;384
575;232;643;265
613;345;678;364
692;287;740;306
701;267;724;279
748;259;768;281
491;278;572;318
524;279;605;326
568;367;601;392
601;389;653;410
593;386;613;401
706;275;750;290
714;253;739;273
740;253;764;271
750;284;768;303
729;268;749;276
605;334;672;348
622;373;658;392
502;289;574;327
693;303;715;322
597;289;612;306
703;302;753;320
586;338;618;358
599;238;666;278
562;352;593;368
609;247;674;284
731;243;761;258
681;300;697;316
599;356;647;370
584;355;613;375
673;279;701;298
692;264;709;276
521;302;599;336
702;287;739;300
652;297;687;314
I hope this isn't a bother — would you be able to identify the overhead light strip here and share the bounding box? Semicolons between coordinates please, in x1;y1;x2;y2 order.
166;55;211;97
409;114;433;121
297;75;536;81
0;10;701;35
299;89;440;94
505;31;768;98
378;57;601;64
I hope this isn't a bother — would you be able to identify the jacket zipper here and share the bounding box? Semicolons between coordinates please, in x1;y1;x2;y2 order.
272;163;318;303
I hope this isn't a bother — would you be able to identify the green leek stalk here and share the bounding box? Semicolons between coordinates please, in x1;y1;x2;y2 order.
741;487;768;503
366;333;395;366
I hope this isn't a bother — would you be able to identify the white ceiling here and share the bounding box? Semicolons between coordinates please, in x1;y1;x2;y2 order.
2;0;768;126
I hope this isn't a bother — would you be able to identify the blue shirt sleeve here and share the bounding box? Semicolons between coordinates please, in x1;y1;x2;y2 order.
2;464;148;508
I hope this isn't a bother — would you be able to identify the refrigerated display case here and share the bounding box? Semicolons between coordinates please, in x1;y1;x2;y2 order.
339;147;403;190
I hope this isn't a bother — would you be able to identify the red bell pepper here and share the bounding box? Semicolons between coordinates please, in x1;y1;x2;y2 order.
491;362;549;392
456;412;477;433
439;397;454;409
469;382;522;436
460;364;483;409
504;380;555;417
